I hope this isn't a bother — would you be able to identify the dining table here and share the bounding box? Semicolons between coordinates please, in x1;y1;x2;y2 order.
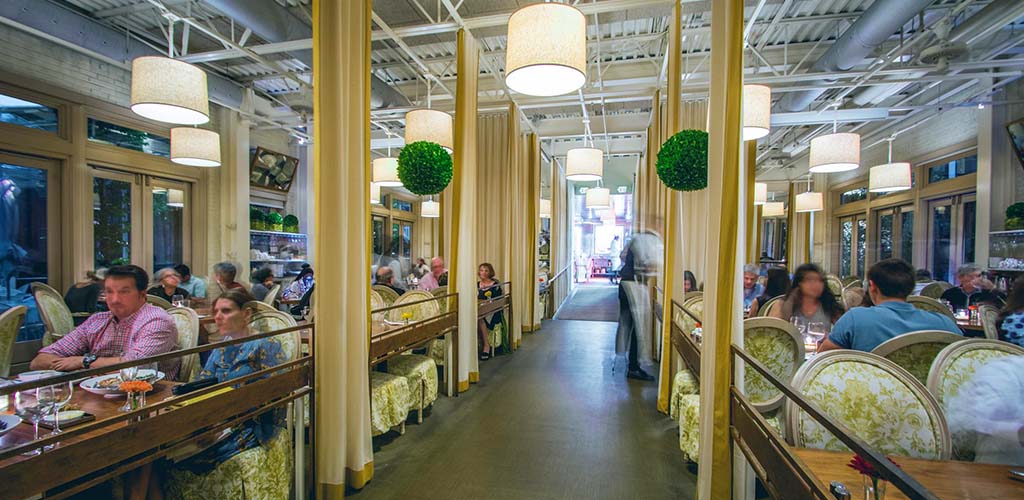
956;317;986;336
795;448;1024;499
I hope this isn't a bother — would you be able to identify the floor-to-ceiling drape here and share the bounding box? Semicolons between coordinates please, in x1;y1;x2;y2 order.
313;0;373;494
508;107;529;348
551;156;570;310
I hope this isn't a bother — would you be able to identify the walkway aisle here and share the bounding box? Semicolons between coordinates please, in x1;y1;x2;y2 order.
352;320;697;499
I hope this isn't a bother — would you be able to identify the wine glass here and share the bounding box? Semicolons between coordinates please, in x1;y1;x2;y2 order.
172;294;185;307
807;321;828;351
14;389;50;455
39;382;73;435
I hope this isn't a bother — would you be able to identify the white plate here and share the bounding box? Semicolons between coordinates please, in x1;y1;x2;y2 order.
79;370;165;396
0;414;21;437
43;410;85;423
16;370;62;382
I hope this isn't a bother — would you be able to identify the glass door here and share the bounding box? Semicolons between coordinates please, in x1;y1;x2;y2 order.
93;169;140;268
928;193;976;283
838;213;868;278
876;205;914;265
148;178;191;271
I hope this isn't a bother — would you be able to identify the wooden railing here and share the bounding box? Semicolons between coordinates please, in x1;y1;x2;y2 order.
542;265;569;319
370;293;460;396
0;324;315;499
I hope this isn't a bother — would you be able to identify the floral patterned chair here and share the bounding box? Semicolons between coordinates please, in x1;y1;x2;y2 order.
373;285;400;306
756;296;784;317
786;351;950;460
681;294;704;324
246;300;278;314
669;301;700;421
825;275;843;297
386;291;446;367
907;296;956;321
146;294;173;310
381;291;441;424
370;289;386;325
870;330;964;386
371;371;413;436
0;306;26;377
926;339;1024;460
677;318;803;461
167;307;201;382
977;305;1000;341
249;311;302;362
918;281;952;299
31;282;75;347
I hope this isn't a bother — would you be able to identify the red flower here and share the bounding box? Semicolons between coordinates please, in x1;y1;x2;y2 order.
847;454;901;479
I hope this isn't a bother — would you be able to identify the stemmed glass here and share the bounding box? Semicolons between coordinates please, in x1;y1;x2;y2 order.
806;321;828;352
172;294;185;307
14;389;51;455
39;382;73;435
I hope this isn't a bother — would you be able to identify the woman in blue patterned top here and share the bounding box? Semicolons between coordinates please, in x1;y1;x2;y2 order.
997;275;1024;347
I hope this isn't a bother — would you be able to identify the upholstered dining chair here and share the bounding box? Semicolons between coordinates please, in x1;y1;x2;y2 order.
870;330;965;386
166;307;200;382
31;282;75;347
841;276;862;288
977;305;1000;341
681;294;703;324
146;294;173;309
369;289;386;325
926;339;1024;460
676;318;804;462
249;310;301;362
786;351;950;460
431;286;449;313
0;306;26;377
907;295;956;321
373;285;400;306
825;275;843;297
756;296;784;317
918;281;953;299
683;291;703;302
262;284;281;305
384;291;445;409
370;371;414;436
246;300;278;314
841;287;865;310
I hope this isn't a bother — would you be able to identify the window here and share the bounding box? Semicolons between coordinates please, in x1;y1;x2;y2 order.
928;154;977;183
928;194;975;282
876;206;914;265
839;187;868;205
760;217;788;261
391;198;413;212
879;213;894;260
900;211;914;264
0;92;58;132
152;187;185;270
838;214;867;277
93;175;133;268
371;215;385;258
840;220;853;277
87;118;171;158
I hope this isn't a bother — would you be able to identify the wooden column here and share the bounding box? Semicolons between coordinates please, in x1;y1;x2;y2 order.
698;0;745;498
313;0;373;494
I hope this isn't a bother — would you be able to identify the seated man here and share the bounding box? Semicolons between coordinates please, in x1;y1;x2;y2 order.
31;265;180;378
417;257;449;291
175;264;207;298
742;264;764;310
374;266;406;297
911;268;932;295
820;258;960;353
941;263;1007;309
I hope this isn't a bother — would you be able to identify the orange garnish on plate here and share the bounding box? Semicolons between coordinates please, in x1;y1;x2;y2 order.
118;380;153;393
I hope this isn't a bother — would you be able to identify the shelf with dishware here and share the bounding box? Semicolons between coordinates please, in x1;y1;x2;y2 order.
250;228;309;277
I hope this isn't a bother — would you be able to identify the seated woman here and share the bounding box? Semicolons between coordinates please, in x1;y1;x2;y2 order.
477;263;504;360
768;263;845;331
283;265;314;301
748;267;789;316
147;268;191;304
250;267;275;302
683;270;697;293
64;269;105;325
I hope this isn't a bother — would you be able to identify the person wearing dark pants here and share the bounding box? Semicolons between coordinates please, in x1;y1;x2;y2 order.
616;233;656;381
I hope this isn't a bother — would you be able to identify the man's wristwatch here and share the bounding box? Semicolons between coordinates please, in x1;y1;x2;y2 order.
82;353;98;369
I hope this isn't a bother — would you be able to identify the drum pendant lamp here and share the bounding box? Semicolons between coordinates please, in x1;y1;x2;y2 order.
421;197;440;218
743;84;771;141
504;3;587;97
370;182;381;205
809;104;860;173
170;128;221;167
585;187;610;209
539;199;552;218
869;137;912;193
405;109;453;152
754;182;768;205
130;56;210;125
566;147;603;181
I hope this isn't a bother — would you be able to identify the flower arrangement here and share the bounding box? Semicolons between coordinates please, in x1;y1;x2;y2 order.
484;290;493;299
656;129;709;191
397;141;453;195
847;454;900;500
119;380;153;393
401;312;413;323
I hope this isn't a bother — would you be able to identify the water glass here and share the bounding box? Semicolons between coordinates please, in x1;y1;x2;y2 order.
172;294;185;307
791;316;807;335
14;389;49;455
39;382;73;435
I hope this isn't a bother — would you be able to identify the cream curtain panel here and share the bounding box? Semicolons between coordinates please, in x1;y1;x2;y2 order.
313;0;373;495
551;157;570;310
509;127;535;344
680;100;710;284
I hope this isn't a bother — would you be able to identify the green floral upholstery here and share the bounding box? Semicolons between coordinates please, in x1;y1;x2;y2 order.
32;283;74;347
371;371;412;436
146;294;173;309
977;305;1000;341
742;318;804;412
249;311;301;362
841;276;862;288
682;296;704;324
677;395;781;462
168;307;201;382
918;281;952;299
370;290;386;325
165;428;292;500
787;351;950;460
870;331;964;386
0;306;26;378
373;285;400;306
384;291;440;323
669;369;699;420
386;354;438;414
673;304;699;339
907;296;956;321
487;316;509;352
825;275;843;296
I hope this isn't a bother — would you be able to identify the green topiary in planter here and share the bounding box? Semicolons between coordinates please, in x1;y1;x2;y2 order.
656;129;709;191
268;212;284;232
398;141;453;195
283;214;300;233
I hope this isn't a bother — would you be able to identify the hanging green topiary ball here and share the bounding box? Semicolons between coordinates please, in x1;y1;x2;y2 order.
656;129;709;191
398;140;454;195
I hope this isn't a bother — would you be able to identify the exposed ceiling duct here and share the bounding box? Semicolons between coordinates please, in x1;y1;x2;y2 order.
776;0;936;112
204;0;409;109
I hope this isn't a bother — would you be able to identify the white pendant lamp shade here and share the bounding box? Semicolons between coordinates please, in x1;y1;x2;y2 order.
743;84;771;141
869;162;912;193
795;192;824;213
370;182;381;205
421;199;440;218
753;182;768;205
170;128;221;167
762;201;785;217
166;189;185;208
565;148;603;181
405;109;453;152
539;199;552;218
504;3;587;97
809;132;861;173
372;157;402;187
585;187;610;209
130;56;210;125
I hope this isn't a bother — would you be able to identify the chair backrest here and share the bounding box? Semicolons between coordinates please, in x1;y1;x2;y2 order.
683;291;703;302
786;351;950;460
0;306;27;377
918;281;952;299
841;276;862;288
906;295;956;321
756;295;784;317
672;303;698;339
385;290;440;323
430;286;448;298
824;275;843;296
249;310;301;362
977;305;1000;340
373;285;400;306
841;287;864;309
31;282;75;346
246;300;278;313
742;317;805;412
262;284;281;304
681;294;703;323
166;307;200;382
870;330;965;385
369;290;386;324
146;294;173;309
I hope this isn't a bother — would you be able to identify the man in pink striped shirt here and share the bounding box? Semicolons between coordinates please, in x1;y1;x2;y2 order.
31;265;180;379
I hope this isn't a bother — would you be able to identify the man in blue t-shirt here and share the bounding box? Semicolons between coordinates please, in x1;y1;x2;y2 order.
820;258;961;353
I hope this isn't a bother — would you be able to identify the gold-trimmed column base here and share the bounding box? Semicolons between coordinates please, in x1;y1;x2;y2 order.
346;461;374;490
458;379;470;392
319;482;345;499
469;371;480;383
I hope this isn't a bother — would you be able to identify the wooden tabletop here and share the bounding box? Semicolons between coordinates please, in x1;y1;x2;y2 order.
956;318;985;332
794;448;1024;499
1;381;177;467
